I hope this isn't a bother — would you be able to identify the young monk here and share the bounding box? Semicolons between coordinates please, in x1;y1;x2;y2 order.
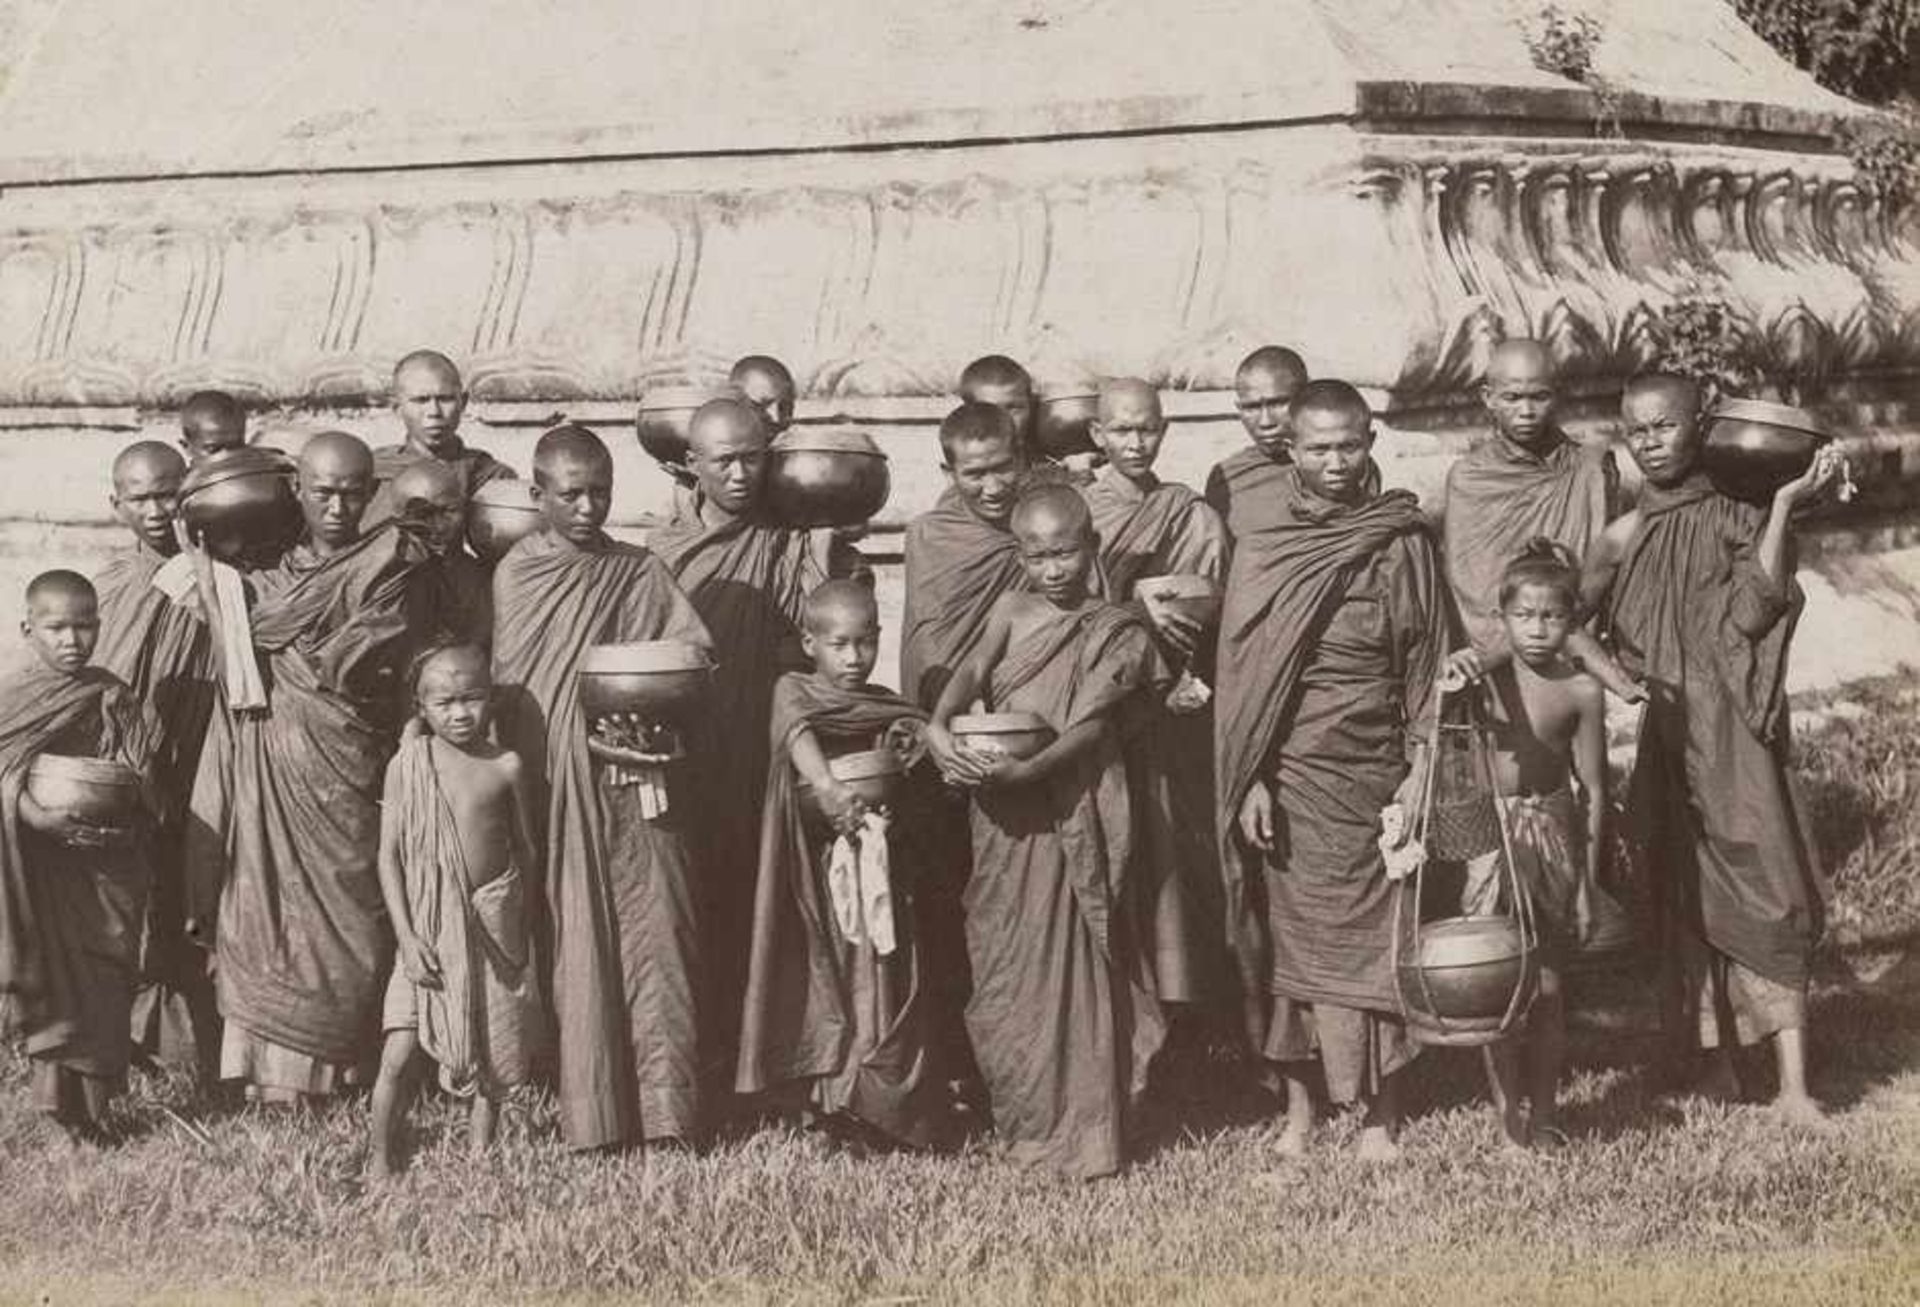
93;442;220;1079
958;355;1039;460
1216;380;1447;1162
1081;378;1231;1014
0;571;157;1139
735;580;948;1148
491;423;714;1150
1589;373;1841;1122
178;390;248;462
185;431;429;1104
649;396;865;1081
925;485;1165;1179
1441;339;1643;703
730;354;798;436
364;350;516;529
1205;346;1307;541
369;643;544;1177
1448;541;1609;1149
387;459;491;648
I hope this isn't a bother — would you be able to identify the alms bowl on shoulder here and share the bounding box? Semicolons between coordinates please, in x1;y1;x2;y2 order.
467;479;542;560
765;428;890;528
1703;398;1833;504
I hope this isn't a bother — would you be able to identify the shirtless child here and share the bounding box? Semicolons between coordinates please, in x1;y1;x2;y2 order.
925;485;1163;1179
369;644;544;1177
1444;541;1610;1149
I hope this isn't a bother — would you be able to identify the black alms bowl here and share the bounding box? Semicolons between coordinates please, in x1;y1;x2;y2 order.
1702;398;1833;504
178;446;300;563
764;429;891;528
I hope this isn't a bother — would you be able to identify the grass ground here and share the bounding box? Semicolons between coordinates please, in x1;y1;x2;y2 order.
1;686;1917;1305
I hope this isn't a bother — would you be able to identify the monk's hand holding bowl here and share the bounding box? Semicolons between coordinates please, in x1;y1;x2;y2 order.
976;754;1035;791
882;718;928;770
1237;779;1276;852
1777;442;1848;510
1439;648;1487;694
819;779;872;835
924;723;993;788
396;930;443;992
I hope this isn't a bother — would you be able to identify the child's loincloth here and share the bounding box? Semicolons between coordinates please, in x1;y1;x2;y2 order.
1461;788;1585;958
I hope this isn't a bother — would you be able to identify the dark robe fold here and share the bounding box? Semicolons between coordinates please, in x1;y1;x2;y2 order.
363;441;517;531
648;509;857;1075
1442;430;1615;651
967;601;1164;1179
185;525;427;1069
492;528;714;1148
1203;445;1291;544
735;672;945;1146
1213;467;1441;1082
0;656;156;1093
900;487;1029;711
414;550;494;649
1604;474;1820;991
94;542;220;1072
1083;470;1229;1005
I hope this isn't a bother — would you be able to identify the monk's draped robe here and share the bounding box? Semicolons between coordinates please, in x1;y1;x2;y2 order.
1603;474;1820;1044
967;602;1165;1178
1214;467;1444;1101
900;486;1029;711
492;528;713;1148
735;671;946;1146
1203;445;1291;544
363;440;517;531
384;734;545;1095
1082;469;1230;1005
93;541;221;1074
1442;430;1615;652
648;507;859;1077
0;656;157;1112
414;550;494;649
186;526;428;1094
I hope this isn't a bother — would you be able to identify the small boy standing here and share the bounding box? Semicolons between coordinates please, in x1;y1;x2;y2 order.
369;643;545;1177
735;580;948;1149
1446;541;1611;1148
1591;373;1843;1121
0;571;156;1140
926;485;1164;1179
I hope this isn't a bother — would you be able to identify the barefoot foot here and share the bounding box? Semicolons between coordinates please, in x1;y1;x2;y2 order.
1770;1091;1825;1128
1272;1120;1311;1159
1356;1126;1401;1164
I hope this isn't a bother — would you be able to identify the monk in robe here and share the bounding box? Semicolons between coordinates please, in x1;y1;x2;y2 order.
1591;374;1841;1122
1081;379;1230;1012
730;354;798;436
959;353;1094;483
93;442;221;1078
178;390;248;463
736;581;948;1148
364;350;516;529
1440;339;1643;703
388;460;491;648
926;485;1164;1179
1217;381;1447;1161
185;431;429;1103
1;572;158;1137
1205;346;1308;542
492;423;714;1149
648;397;864;1081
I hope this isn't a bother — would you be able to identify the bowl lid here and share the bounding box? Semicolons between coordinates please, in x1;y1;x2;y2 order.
1136;573;1218;599
829;748;907;781
1708;398;1834;440
27;753;140;785
1038;380;1100;403
951;711;1052;734
580;641;714;674
770;428;887;459
180;446;295;497
470;479;540;510
638;384;737;411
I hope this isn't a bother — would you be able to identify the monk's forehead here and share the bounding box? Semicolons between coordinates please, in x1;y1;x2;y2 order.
807;591;878;633
395;355;462;394
536;447;611;483
1098;381;1161;423
28;585;96;618
948;430;1018;471
418;647;489;686
689;407;767;453
1622;380;1699;419
390;463;463;503
1013;498;1090;540
1235;361;1303;400
1487;341;1554;387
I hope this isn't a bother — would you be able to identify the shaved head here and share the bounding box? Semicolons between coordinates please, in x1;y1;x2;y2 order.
297;432;374;551
113;440;186;490
1486;338;1554;386
1235;346;1309;389
687;397;769;455
412;640;490;692
938;400;1018;465
298;430;374;483
532;423;613;486
1096;377;1163;425
1010;482;1093;541
804;578;879;634
687;398;770;516
959;354;1032;395
26;569;95;611
393;349;462;391
388;458;462;506
389;459;466;553
1289;379;1372;430
1621;371;1703;412
729;355;797;435
180;390;247;459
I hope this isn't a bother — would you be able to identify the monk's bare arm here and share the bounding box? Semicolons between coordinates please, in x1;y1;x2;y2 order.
504;752;540;886
925;597;1015;783
1571;678;1608;869
1580;511;1639;618
992;716;1109;789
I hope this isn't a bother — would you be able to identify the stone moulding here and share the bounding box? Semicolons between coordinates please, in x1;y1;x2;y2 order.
0;87;1915;445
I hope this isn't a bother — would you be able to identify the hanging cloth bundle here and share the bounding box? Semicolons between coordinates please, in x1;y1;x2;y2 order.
1390;686;1539;1047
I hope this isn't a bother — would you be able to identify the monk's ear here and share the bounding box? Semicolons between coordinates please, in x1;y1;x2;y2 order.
799;628;818;661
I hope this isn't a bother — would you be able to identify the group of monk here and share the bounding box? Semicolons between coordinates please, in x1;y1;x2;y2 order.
0;337;1846;1181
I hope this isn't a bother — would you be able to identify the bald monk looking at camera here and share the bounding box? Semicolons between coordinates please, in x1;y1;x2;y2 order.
1205;346;1309;543
365;350;516;530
